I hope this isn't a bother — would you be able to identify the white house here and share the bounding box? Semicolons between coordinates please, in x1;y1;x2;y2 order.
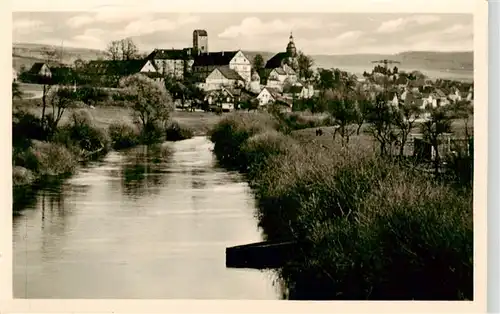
266;64;297;91
205;87;237;111
193;50;252;83
257;87;282;107
146;48;193;80
199;66;245;92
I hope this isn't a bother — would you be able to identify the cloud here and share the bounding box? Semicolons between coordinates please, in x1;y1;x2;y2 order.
119;15;200;37
13;19;51;34
66;11;154;28
218;17;342;38
335;30;364;42
442;23;473;35
67;15;94;28
376;15;441;33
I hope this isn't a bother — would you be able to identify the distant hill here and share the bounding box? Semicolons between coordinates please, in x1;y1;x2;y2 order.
12;43;109;72
13;43;473;81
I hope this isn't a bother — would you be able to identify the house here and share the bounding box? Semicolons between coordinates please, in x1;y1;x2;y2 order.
84;59;161;86
28;62;52;78
205;86;238;111
422;88;450;108
266;65;298;91
283;84;314;100
198;66;246;92
192;50;252;83
145;48;194;80
257;86;281;107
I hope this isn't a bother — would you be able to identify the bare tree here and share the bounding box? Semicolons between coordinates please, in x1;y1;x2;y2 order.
106;40;121;61
120;38;139;61
106;38;139;61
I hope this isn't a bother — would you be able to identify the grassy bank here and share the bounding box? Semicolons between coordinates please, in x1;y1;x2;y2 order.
208;112;473;300
12;109;111;210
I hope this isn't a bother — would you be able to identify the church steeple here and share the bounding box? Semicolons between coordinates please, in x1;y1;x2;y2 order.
286;31;297;58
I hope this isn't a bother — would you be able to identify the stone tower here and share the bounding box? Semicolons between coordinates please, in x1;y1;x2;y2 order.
193;29;208;54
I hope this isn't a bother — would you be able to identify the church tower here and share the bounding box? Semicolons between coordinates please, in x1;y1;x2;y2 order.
193;29;208;55
286;32;297;58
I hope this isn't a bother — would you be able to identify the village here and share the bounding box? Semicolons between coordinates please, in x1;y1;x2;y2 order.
11;13;475;302
13;29;473;115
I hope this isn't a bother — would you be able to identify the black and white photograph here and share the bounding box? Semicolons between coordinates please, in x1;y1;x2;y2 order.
8;1;483;306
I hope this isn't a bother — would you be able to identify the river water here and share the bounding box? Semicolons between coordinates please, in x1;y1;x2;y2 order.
13;136;281;299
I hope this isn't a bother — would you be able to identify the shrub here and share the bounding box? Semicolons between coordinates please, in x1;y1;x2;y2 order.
241;130;299;179
108;122;140;150
165;121;194;141
209;116;473;300
12;166;35;187
27;141;77;177
139;122;165;145
52;110;110;154
12;109;48;148
208;112;279;170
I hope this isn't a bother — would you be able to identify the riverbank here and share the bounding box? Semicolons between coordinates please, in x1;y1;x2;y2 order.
208;112;473;300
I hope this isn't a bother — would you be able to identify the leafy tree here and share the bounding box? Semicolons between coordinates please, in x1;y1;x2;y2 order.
252;54;265;71
393;99;422;156
119;74;174;140
12;82;23;100
354;94;373;135
450;99;473;142
327;96;358;147
366;93;397;156
45;87;77;136
420;105;453;176
297;51;314;80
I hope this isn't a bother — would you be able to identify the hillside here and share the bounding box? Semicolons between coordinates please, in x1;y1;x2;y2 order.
12;43;473;81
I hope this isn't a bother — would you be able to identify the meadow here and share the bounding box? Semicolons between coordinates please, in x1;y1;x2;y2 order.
208;111;473;300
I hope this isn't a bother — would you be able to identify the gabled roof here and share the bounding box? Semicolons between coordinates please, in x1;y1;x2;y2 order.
193;51;239;67
261;86;282;99
210;66;244;81
273;68;287;75
28;62;48;73
265;52;288;69
85;59;155;76
146;48;192;60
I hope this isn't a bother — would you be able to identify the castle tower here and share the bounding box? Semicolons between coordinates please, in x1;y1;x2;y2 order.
193;29;208;54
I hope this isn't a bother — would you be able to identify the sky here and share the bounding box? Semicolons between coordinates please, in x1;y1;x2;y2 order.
12;12;473;55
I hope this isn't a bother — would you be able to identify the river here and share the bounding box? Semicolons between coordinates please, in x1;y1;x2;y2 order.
13;136;281;299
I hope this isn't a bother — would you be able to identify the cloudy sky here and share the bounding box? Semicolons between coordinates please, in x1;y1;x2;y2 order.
12;12;473;55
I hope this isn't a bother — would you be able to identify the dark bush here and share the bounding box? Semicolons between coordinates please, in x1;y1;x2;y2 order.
165;121;194;141
108;122;140;150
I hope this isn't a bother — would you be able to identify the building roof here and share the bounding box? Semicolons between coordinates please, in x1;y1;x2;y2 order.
193;51;239;67
146;48;192;60
273;68;287;75
265;52;288;69
85;59;155;76
194;29;208;36
28;62;49;74
213;66;244;81
263;87;282;99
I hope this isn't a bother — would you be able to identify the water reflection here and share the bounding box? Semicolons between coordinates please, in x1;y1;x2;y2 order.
120;144;173;198
13;137;280;299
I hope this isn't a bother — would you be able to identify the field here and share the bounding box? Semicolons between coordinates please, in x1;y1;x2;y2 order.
12;101;222;136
